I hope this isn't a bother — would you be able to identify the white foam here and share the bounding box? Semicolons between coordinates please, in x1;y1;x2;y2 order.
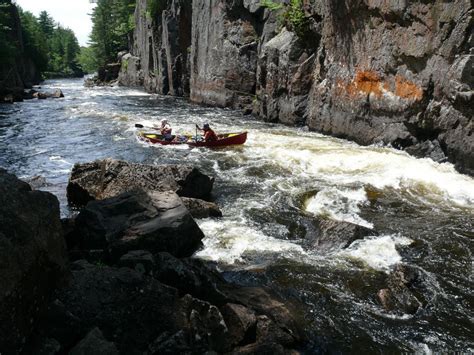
338;234;413;271
305;187;373;228
196;219;305;264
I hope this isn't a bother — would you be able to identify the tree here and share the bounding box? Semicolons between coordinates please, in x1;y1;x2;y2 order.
38;10;55;38
0;2;17;64
89;0;135;67
19;9;48;72
77;46;98;73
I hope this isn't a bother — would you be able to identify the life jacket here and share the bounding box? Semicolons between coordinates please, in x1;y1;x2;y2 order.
204;129;217;142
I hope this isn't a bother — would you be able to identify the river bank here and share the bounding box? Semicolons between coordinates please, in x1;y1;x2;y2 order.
1;78;473;352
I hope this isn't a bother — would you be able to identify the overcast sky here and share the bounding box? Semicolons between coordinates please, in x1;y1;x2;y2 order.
15;0;96;46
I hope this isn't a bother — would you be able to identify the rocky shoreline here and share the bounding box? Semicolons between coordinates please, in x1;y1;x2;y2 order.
0;158;434;354
0;161;305;354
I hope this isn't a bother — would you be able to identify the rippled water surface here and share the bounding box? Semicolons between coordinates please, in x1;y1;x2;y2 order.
1;79;473;352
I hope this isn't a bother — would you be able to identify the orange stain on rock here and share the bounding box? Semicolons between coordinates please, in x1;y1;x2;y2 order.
395;75;423;100
339;70;423;101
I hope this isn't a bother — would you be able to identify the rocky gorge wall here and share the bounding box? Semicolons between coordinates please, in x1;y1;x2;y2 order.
0;0;41;102
119;0;473;175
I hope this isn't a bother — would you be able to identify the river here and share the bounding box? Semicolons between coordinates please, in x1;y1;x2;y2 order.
1;78;473;353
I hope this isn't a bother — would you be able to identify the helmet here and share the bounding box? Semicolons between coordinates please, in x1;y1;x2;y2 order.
203;123;210;130
161;119;168;126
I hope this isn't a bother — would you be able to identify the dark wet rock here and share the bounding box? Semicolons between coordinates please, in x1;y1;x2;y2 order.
223;287;302;344
0;169;68;354
147;330;192;354
378;264;429;314
32;89;64;99
405;139;447;163
71;189;204;261
26;175;49;189
221;303;257;346
256;315;296;347
118;250;155;275
35;338;61;355
49;263;185;354
181;294;231;352
232;342;287;355
69;328;118;355
306;218;376;252
181;196;223;218
153;252;228;303
67;158;214;206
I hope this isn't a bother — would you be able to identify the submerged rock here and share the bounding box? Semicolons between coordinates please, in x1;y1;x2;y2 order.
306;218;376;252
71;189;204;261
67;158;214;206
378;264;429;314
0;169;68;354
181;196;223;218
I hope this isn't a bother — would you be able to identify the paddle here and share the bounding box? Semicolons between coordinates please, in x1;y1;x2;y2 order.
135;123;160;130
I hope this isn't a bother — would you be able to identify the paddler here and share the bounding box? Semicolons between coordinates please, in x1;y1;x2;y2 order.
195;123;218;142
160;119;173;141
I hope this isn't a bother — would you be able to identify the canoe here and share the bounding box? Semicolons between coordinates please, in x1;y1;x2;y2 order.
137;131;247;147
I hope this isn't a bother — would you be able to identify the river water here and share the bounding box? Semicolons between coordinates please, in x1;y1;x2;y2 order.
1;79;473;352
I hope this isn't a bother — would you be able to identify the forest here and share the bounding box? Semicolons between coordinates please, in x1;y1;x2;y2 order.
0;0;135;79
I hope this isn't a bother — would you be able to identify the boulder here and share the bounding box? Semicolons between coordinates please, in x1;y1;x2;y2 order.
67;159;214;206
221;303;257;346
72;189;204;261
377;264;428;314
32;89;64;99
306;218;377;252
118;250;155;275
52;89;64;98
46;263;186;354
26;175;48;189
181;197;223;218
70;328;118;355
0;169;68;354
153;252;228;303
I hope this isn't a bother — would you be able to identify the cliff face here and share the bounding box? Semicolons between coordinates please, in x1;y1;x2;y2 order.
119;0;473;175
0;1;41;101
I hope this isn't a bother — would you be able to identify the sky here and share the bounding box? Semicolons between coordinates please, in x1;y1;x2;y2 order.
14;0;96;46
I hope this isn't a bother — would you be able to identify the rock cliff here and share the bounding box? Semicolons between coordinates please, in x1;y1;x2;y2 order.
119;0;473;175
0;0;41;102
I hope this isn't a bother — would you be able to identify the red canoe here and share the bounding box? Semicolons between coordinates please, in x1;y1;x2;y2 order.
138;131;247;147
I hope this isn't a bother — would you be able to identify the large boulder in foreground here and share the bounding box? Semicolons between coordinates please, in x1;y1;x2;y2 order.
67;159;214;206
69;189;204;261
37;260;302;354
0;169;68;354
306;218;377;252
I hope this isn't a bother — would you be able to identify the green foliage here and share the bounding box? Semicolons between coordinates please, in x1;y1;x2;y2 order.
77;46;98;73
90;0;136;68
284;0;309;39
0;3;83;78
19;9;49;72
261;0;310;40
0;3;17;64
260;0;283;11
147;0;166;20
38;10;54;38
47;26;82;76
